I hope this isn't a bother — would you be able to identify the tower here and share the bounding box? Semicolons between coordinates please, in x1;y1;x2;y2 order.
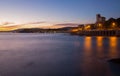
96;14;106;23
96;14;101;23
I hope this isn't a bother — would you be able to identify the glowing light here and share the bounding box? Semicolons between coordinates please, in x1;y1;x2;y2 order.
109;37;117;47
85;25;91;30
98;23;102;27
71;29;79;32
97;36;103;47
84;37;92;51
111;22;116;28
109;37;118;57
96;36;104;57
112;22;116;26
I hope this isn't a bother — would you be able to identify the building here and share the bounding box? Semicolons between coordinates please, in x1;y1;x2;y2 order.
78;24;84;30
96;14;106;23
96;14;106;29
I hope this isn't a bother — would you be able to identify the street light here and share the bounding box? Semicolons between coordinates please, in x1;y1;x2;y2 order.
111;22;117;29
112;22;116;27
98;23;102;27
112;22;116;26
98;23;102;30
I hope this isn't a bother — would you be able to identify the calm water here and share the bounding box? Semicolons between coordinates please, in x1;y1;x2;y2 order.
0;33;119;76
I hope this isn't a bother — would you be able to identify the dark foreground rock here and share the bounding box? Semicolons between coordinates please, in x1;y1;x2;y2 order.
108;58;120;64
108;58;120;76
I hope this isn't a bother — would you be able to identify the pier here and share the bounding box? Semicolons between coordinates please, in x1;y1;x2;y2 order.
78;30;120;36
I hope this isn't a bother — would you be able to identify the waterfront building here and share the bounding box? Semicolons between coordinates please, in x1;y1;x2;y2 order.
96;14;106;29
96;14;106;23
78;24;84;31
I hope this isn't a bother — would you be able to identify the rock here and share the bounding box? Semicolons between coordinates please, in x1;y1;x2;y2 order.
108;58;120;64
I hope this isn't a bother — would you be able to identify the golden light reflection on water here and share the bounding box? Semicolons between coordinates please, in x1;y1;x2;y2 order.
96;36;104;57
82;37;92;76
83;36;92;62
84;37;92;51
83;37;92;61
83;36;119;58
82;36;112;76
109;37;118;58
109;37;117;47
97;36;103;47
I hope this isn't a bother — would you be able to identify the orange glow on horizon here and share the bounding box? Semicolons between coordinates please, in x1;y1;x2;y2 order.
0;24;66;31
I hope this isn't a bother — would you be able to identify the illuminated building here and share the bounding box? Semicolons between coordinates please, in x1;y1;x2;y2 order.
96;14;106;29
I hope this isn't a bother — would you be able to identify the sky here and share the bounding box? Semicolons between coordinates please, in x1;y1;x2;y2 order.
0;0;119;28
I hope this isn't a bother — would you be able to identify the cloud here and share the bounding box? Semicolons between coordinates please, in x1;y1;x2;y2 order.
1;22;15;26
26;21;46;25
12;21;52;29
55;23;80;27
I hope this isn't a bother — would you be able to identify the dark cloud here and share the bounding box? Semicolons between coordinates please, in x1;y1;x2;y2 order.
2;22;15;25
55;23;80;27
16;21;47;26
26;21;46;25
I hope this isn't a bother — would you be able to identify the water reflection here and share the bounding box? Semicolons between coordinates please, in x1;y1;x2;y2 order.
82;37;93;76
0;34;119;76
74;41;80;47
84;37;92;51
96;36;104;58
109;37;118;58
97;36;103;48
82;36;114;76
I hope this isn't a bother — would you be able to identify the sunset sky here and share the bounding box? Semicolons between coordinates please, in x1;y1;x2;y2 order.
0;0;119;30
